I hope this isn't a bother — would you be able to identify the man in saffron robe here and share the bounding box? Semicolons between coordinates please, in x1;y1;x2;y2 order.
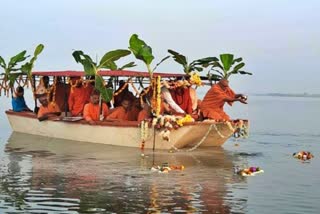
107;99;130;121
68;77;92;116
37;95;61;121
113;80;135;107
128;98;141;121
200;79;247;121
83;89;109;125
170;80;193;115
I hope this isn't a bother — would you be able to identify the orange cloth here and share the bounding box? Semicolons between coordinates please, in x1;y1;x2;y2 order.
200;84;235;120
83;103;109;122
37;103;61;118
107;107;129;120
170;88;192;114
68;86;91;116
55;82;70;112
128;107;140;121
137;109;150;122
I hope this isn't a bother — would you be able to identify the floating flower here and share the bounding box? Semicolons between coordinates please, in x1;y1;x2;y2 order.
293;151;314;161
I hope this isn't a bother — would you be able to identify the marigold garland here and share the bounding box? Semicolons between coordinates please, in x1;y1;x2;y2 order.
189;71;202;86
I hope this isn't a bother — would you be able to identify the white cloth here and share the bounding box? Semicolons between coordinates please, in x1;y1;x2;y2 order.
161;87;185;114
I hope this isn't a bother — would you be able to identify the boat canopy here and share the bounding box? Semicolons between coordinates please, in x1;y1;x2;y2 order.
32;70;186;78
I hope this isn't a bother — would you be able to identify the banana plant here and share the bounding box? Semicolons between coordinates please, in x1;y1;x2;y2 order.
208;53;252;80
102;60;136;71
72;49;131;102
168;49;218;75
129;34;169;80
21;44;44;81
0;44;44;94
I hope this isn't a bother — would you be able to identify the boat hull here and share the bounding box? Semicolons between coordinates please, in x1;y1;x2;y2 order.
6;111;247;150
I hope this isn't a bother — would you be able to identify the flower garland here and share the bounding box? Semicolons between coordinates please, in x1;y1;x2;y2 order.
156;76;161;117
154;115;195;141
189;71;202;86
140;120;150;150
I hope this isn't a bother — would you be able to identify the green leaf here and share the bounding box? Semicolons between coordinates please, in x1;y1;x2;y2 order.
232;57;243;64
104;61;118;70
152;55;170;71
129;34;154;65
239;71;252;75
30;44;45;65
138;45;154;65
72;50;94;64
21;62;32;74
0;56;6;68
208;73;221;81
95;75;113;102
34;44;44;56
233;62;245;72
193;66;203;72
119;62;136;70
98;49;131;69
83;60;96;76
210;61;224;70
190;57;218;66
168;49;188;68
8;50;28;69
8;73;21;87
220;54;234;72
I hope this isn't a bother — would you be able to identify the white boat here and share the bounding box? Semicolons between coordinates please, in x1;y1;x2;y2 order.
5;110;247;150
4;70;249;150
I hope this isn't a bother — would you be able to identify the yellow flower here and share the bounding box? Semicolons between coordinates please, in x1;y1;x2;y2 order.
190;71;202;86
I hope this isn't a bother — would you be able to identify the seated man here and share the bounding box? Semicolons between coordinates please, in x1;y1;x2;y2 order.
107;99;130;121
83;89;109;125
37;94;61;121
200;79;247;121
128;98;141;121
170;80;192;114
113;80;135;107
11;86;32;112
161;80;185;114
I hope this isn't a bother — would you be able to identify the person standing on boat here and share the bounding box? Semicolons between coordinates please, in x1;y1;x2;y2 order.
68;76;92;116
11;86;32;112
200;79;247;121
107;99;130;121
37;94;61;121
83;89;109;125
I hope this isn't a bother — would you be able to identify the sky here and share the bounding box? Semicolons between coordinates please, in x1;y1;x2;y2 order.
0;0;319;94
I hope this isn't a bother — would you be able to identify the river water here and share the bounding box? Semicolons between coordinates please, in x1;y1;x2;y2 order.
0;95;319;213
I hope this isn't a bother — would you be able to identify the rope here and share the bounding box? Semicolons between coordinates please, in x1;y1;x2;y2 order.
213;123;227;138
185;124;214;152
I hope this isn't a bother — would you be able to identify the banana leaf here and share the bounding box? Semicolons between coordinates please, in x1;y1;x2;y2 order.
129;34;154;65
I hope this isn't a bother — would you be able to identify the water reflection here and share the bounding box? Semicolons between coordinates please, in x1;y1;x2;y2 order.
0;132;247;213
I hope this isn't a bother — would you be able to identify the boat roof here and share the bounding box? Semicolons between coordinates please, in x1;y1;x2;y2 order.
32;70;186;78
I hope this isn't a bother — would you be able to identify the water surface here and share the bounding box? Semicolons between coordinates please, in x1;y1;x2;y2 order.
0;95;320;213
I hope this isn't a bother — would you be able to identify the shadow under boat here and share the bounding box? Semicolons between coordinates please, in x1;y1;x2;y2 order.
2;132;247;213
